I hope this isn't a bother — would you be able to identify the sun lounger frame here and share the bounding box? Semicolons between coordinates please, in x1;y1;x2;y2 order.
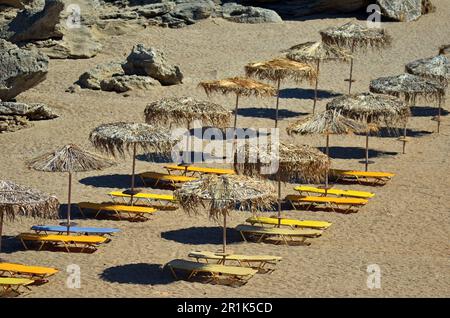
18;234;107;253
286;195;367;213
77;203;157;221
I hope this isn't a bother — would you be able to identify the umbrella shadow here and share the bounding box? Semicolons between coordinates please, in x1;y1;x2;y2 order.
318;146;398;160
279;88;341;101
100;263;175;285
410;106;449;117
365;127;433;138
237;107;308;120
79;174;133;189
161;226;242;245
0;235;24;254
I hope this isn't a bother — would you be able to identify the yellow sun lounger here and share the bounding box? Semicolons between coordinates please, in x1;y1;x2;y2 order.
165;259;257;286
294;186;375;199
286;195;368;213
139;172;197;188
17;233;107;253
235;224;322;246
0;263;58;280
246;216;332;230
188;251;282;272
330;169;395;185
165;165;236;177
0;277;34;296
108;191;177;206
77;202;157;221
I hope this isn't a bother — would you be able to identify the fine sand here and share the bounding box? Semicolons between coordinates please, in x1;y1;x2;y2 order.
0;1;449;298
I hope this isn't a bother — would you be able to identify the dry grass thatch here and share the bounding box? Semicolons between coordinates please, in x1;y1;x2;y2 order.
0;180;59;221
199;77;277;98
287;109;368;136
144;97;232;128
27;144;115;173
245;58;317;84
235;142;330;183
320;22;392;50
174;175;277;220
89;122;180;157
405;55;449;84
284;41;352;63
369;73;446;103
326;93;410;128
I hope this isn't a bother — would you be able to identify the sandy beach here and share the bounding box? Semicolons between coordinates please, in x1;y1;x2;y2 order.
0;0;449;298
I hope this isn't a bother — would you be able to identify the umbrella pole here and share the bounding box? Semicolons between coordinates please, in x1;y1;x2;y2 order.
0;211;3;252
313;60;320;114
277;174;282;227
130;143;137;205
437;95;442;133
325;134;330;195
365;130;369;172
223;212;227;254
66;172;72;235
232;94;240;170
348;42;355;94
275;79;281;128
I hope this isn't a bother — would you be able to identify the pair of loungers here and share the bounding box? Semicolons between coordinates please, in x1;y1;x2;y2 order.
165;251;282;286
0;262;58;296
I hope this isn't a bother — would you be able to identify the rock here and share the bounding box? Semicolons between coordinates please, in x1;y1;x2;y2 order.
439;44;450;57
171;0;217;21
0;0;34;8
0;101;58;133
377;0;422;22
220;3;282;24
100;75;160;92
122;44;183;85
0;39;48;101
77;61;124;90
133;2;175;18
1;0;102;59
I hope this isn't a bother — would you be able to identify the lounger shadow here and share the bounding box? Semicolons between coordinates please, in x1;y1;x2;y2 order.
161;227;242;245
100;263;175;285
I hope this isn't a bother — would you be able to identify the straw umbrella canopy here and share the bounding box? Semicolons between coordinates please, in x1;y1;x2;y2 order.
89;122;179;200
27;144;115;233
174;174;276;254
326;93;410;170
370;73;446;144
287;109;367;190
199;77;277;159
320;22;392;94
285;41;352;113
144;96;232;129
0;180;59;251
245;58;317;127
235;142;330;224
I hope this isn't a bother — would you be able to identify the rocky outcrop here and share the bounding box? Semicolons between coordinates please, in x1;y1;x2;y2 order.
1;0;102;59
0;101;58;133
123;44;183;85
0;39;48;101
377;0;422;22
220;3;282;23
0;0;34;8
77;44;183;92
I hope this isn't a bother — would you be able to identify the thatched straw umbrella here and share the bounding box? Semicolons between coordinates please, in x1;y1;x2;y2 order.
327;93;410;170
235;142;329;225
285;41;352;113
0;180;59;251
89;122;179;202
144;96;232;129
320;22;392;94
199;77;277;159
27;144;115;233
370;73;446;147
245;58;317;127
405;55;449;132
287;110;367;190
174;175;276;254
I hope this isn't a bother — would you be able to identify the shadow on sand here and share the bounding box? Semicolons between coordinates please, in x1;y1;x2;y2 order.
318;146;398;160
237;107;308;120
161;226;242;245
100;263;175;285
279;88;341;101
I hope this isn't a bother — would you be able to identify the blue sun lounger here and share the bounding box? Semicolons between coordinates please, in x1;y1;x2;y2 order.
31;225;120;236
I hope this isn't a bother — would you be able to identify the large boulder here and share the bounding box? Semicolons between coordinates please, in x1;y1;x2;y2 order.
377;0;422;22
77;61;124;90
0;39;48;101
0;101;58;133
1;0;102;59
220;3;282;23
122;44;183;85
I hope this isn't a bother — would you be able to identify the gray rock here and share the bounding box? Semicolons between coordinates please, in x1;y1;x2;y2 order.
220;3;282;24
77;62;124;90
0;39;49;101
439;44;450;57
377;0;422;22
171;0;217;21
134;2;175;18
0;101;58;119
0;0;34;8
122;44;183;85
100;75;160;92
